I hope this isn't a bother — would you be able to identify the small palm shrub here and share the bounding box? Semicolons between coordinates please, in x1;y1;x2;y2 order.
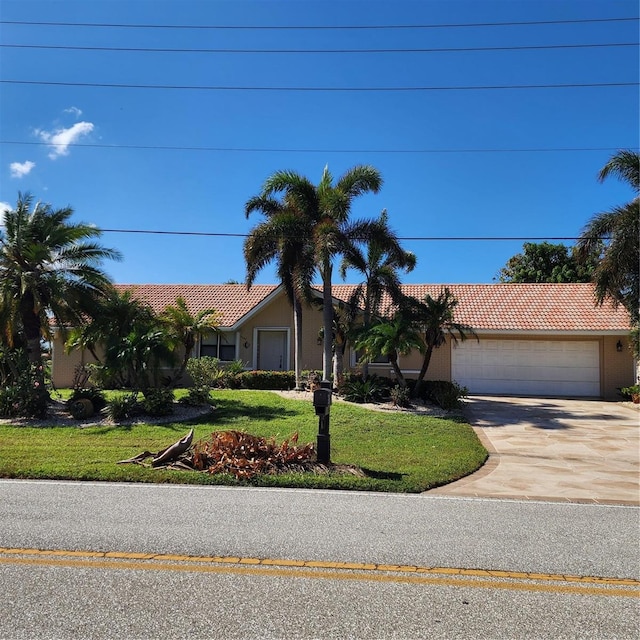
341;375;389;404
106;393;142;421
142;388;175;416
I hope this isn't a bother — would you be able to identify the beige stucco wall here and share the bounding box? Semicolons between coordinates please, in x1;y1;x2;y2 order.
237;295;325;371
51;333;100;388
602;335;636;400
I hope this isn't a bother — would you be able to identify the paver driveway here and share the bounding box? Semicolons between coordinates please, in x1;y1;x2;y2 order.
429;396;640;505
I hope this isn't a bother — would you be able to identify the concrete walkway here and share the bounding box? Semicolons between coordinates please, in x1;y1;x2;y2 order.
428;396;640;505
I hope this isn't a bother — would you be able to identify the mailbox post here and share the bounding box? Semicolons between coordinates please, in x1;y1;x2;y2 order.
313;382;332;464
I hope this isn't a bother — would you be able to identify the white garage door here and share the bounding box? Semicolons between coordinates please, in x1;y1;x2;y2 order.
452;340;600;397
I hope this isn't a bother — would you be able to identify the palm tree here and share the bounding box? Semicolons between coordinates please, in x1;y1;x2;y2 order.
257;165;383;382
577;150;639;327
66;287;172;388
409;288;477;398
340;209;416;378
160;296;221;386
244;194;316;390
0;192;121;370
353;313;424;388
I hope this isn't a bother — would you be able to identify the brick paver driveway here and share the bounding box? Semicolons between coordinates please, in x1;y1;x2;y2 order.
429;396;640;505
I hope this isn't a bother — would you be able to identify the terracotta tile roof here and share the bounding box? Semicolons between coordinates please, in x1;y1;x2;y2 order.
114;284;278;328
115;282;630;333
331;283;630;332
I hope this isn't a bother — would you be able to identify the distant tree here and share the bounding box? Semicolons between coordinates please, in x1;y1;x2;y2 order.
354;313;424;388
160;296;221;386
408;288;477;399
0;192;120;372
496;241;598;283
577;150;639;336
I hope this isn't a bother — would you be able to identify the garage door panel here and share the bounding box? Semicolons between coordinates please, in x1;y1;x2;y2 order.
452;340;600;397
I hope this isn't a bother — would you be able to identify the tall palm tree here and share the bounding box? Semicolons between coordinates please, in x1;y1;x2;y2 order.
353;313;424;388
340;209;416;378
0;192;121;369
409;288;477;398
257;165;383;381
577;150;639;327
160;296;221;386
244;194;316;389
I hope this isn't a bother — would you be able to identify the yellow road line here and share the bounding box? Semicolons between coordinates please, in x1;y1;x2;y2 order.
0;547;638;597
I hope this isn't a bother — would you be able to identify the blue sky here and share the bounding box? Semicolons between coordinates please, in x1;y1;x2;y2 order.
1;0;638;286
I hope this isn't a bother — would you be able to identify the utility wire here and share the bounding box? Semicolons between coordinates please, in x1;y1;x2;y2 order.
1;141;629;155
1;17;637;29
2;79;636;92
2;42;636;54
98;229;597;241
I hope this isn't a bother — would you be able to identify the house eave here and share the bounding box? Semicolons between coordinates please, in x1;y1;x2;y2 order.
471;329;630;336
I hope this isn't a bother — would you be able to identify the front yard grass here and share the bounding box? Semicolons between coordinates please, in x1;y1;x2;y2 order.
0;389;487;493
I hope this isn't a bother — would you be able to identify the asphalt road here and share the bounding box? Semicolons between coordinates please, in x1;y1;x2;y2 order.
1;480;638;639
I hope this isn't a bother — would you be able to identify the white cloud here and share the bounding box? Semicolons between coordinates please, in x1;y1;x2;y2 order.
10;160;36;178
36;121;95;159
0;201;11;233
64;106;83;118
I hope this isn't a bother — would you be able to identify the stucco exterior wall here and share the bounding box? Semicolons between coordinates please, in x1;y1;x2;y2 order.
51;333;99;388
602;335;636;400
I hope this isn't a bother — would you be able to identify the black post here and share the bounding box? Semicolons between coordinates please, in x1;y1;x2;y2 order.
316;381;332;464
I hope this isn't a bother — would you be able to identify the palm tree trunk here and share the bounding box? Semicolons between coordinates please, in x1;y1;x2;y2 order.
361;303;371;380
19;292;43;367
390;353;406;387
322;262;334;383
413;343;434;398
293;293;303;390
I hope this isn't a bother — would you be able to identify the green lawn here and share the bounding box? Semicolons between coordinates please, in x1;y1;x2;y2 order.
0;389;487;493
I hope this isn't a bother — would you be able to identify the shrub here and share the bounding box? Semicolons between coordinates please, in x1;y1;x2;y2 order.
67;387;107;412
239;370;296;390
142;388;175;416
390;384;411;408
620;385;640;403
181;386;213;406
0;353;49;419
186;357;223;388
412;380;468;410
106;393;142;421
341;375;389;404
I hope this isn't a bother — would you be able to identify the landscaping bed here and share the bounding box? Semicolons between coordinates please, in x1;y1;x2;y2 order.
0;389;487;493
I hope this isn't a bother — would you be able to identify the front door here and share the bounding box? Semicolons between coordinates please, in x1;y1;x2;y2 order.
257;330;288;370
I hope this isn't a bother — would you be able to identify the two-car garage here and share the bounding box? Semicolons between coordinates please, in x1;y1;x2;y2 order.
451;339;601;397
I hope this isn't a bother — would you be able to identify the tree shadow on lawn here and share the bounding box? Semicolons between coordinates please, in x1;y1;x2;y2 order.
211;397;300;425
360;467;405;481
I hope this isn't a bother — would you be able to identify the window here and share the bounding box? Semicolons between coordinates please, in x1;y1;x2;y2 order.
354;350;390;365
200;332;236;361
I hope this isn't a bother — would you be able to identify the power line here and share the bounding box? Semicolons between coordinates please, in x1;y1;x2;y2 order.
98;228;595;241
2;42;636;54
1;141;629;155
1;17;636;30
2;79;636;92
